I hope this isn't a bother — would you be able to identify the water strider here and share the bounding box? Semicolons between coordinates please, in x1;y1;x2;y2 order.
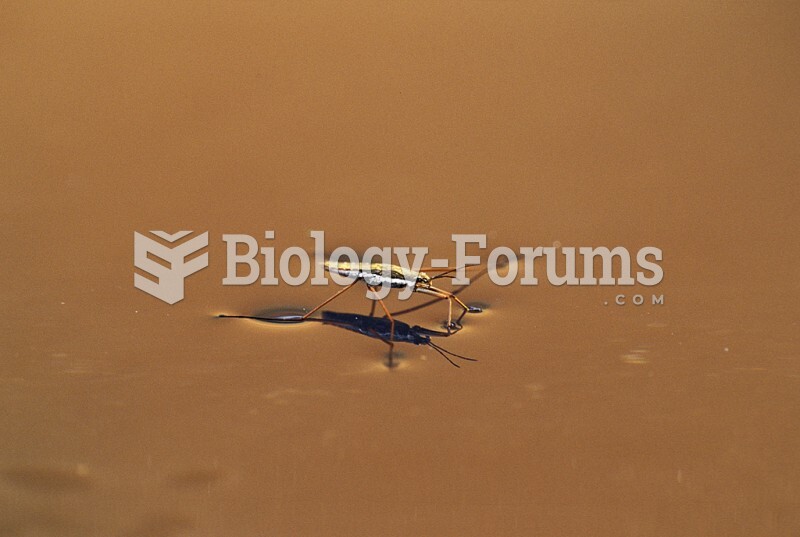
218;310;477;368
219;261;489;366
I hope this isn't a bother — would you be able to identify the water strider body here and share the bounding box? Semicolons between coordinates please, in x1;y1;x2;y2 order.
324;262;433;290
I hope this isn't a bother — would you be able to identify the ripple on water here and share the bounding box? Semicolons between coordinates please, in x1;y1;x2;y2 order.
621;350;650;365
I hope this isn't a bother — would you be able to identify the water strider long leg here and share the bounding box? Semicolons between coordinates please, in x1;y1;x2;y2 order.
416;287;458;332
417;285;477;330
427;285;474;325
367;327;395;368
301;279;360;320
426;285;471;312
390;292;448;318
390;265;491;319
368;299;377;318
419;264;480;275
368;286;396;366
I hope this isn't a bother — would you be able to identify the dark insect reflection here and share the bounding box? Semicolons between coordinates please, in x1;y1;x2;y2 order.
218;311;476;368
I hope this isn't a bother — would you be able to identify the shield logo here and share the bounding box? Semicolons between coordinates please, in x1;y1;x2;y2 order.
133;231;209;304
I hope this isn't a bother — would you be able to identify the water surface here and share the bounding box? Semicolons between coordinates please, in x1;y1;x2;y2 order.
2;3;798;536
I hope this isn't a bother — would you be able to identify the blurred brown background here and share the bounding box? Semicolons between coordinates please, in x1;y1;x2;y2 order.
1;2;798;536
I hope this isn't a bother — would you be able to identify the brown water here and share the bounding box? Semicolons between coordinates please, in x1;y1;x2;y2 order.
2;3;799;536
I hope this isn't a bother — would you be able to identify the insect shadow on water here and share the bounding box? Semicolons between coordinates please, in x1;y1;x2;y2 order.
217;311;477;368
